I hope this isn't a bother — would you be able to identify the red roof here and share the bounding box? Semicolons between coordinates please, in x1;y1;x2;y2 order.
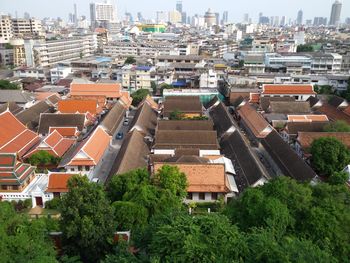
46;173;75;193
58;100;99;114
70;83;122;99
263;84;316;95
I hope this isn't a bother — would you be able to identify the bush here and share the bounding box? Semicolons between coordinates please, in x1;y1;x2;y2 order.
45;198;61;210
23;199;32;209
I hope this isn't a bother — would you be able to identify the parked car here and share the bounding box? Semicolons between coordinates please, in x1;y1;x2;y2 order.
116;132;124;140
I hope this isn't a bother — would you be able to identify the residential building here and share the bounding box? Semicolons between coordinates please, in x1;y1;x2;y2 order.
329;0;342;26
261;84;316;101
199;69;218;88
50;67;72;84
90;1;117;29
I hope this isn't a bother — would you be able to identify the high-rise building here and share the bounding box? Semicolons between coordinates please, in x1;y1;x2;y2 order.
329;0;342;26
90;1;117;29
156;11;168;24
204;9;216;27
24;12;30;19
280;16;286;26
346;17;350;25
137;12;144;22
313;17;327;26
297;9;303;25
168;10;182;24
176;1;183;13
222;11;228;24
274;16;280;27
215;13;220;26
243;13;249;23
181;12;187;24
74;3;78;26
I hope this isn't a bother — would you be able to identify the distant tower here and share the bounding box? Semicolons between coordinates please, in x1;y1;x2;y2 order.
297;9;303;25
204;8;216;27
74;3;78;26
176;1;183;13
329;0;342;26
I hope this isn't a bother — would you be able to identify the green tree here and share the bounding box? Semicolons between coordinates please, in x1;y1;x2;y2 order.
297;44;314;52
169;109;183;120
112;201;148;231
150;81;157;95
124;56;136;65
0;80;20;90
324;120;350;132
311;137;350;176
131;89;150;106
27;151;60;166
60;175;115;263
314;85;333;95
328;171;349;185
0;202;58;263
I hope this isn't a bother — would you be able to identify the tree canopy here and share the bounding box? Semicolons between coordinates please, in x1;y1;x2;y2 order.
297;44;314;52
311;137;350;176
324;120;350;132
27;151;61;167
124;56;136;65
131;89;150;106
0;80;20;90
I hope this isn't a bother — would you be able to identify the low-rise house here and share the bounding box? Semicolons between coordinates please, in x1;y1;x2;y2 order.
61;126;111;175
318;103;350;125
261;84;316;101
163;96;203;119
208;101;237;138
266;101;311;114
38;113;86;136
100;101;126;136
0;111;40;158
281;121;329;144
157;120;214;131
0;90;35;107
296;132;350;159
46;173;74;199
58;99;101;115
129;101;158;136
0;102;22;115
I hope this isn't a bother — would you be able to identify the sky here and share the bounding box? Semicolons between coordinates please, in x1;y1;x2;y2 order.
1;0;350;23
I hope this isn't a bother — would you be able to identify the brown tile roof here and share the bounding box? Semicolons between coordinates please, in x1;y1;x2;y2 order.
260;97;295;111
38;113;86;135
154;130;219;150
163;96;202;117
100;101;126;135
58;100;99;114
144;95;159;110
70;83;122;98
262;84;316;95
129;102;158;136
238;103;272;138
250;93;260;103
46;173;75;193
297;132;350;152
287;115;329;122
119;91;133;109
268;101;311;114
157;120;214;131
318;103;350;125
209;102;236;137
0;102;22;115
285;121;329;135
16;101;53;131
154;163;230;193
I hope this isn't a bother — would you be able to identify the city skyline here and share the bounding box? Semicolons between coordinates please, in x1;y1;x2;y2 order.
1;0;350;23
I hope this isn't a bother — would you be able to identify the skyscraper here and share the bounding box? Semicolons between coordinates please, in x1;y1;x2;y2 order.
176;1;183;13
297;9;303;25
74;3;78;26
243;13;249;23
222;11;228;24
90;1;117;29
329;0;342;26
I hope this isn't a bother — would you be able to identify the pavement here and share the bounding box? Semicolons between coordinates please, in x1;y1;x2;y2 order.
91;109;135;184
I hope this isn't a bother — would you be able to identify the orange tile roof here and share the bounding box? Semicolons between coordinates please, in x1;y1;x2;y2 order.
288;115;329;122
154;163;230;193
238;104;272;138
58;100;99;114
119;91;133;109
68;126;111;166
35;92;60;101
46;173;75;193
263;84;316;95
297;132;350;152
343;106;350;116
70;83;122;98
145;95;159;110
45;130;63;148
49;127;79;137
249;93;260;104
0;112;40;157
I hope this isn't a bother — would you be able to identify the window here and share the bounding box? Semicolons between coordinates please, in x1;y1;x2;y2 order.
85;166;90;171
199;192;205;200
187;192;193;200
70;168;75;172
78;166;82;171
211;193;218;200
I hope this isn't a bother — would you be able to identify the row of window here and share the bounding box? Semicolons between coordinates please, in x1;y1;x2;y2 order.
186;192;218;200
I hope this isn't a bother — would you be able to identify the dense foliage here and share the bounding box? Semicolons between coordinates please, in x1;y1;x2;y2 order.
124;56;136;65
131;89;150;106
324;120;350;132
27;151;61;167
311;137;350;176
0;80;20;90
296;44;314;52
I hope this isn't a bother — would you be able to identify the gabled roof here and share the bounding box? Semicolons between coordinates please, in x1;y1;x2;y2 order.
209;102;236;137
70;83;122;98
108;130;149;177
297;132;350;152
129;102;158;136
68;126;111;166
268;101;311;114
100;101;126;136
163;96;202;117
285;121;329;135
261;130;316;181
154;130;219;150
238;103;272;138
318;103;350;125
0;111;40;157
38;113;86;135
157;120;214;131
16;101;53;131
287;115;329;122
46;173;75;193
328;96;348;109
144;95;159;110
0;102;22;115
58;100;99;114
49;127;79;137
154;163;230;193
0;90;35;104
262;84;316;95
0;153;35;186
260;97;295;111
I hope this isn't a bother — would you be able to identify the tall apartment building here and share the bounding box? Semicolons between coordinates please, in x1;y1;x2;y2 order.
31;35;97;67
0;16;13;43
90;1;117;29
329;0;342;26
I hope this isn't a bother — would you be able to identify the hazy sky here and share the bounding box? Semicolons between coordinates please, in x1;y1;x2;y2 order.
1;0;350;23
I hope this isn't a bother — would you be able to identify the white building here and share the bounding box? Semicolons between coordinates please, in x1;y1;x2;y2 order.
50;67;72;83
0;16;13;43
200;69;218;88
90;1;117;29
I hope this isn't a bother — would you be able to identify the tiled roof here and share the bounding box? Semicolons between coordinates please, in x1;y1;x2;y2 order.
285;121;329;135
154;163;230;193
49;127;78;137
262;84;315;95
70;83;122;98
38;113;86;135
100;101;126;135
0;102;22;115
249;93;260;104
297;132;350;152
157;120;214;131
268;101;311;114
238;103;272;138
287;115;329;122
318;103;350;125
46;173;75;193
163;96;202;117
58;100;99;114
0;112;40;158
129;102;158;136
